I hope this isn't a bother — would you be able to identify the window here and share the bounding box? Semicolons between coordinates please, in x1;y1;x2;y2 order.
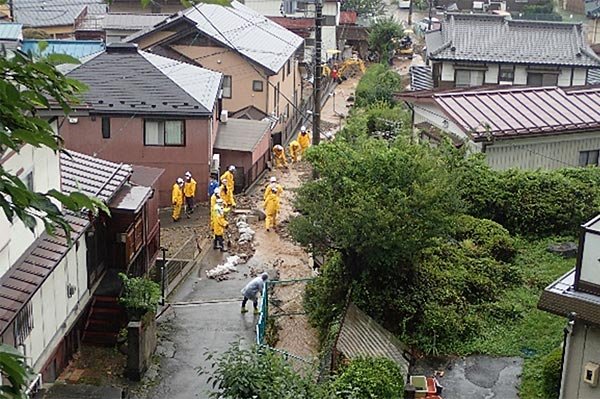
101;117;110;139
455;69;484;87
222;75;232;98
144;120;185;146
579;150;600;167
499;65;514;84
253;80;264;92
527;72;558;86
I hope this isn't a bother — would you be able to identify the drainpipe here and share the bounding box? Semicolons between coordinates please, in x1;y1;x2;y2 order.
558;312;577;399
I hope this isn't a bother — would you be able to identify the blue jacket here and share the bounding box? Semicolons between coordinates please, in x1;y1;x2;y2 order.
208;179;219;197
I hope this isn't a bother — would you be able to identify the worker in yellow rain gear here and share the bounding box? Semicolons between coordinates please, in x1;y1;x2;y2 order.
272;144;287;168
263;185;280;231
212;200;228;252
210;187;221;229
171;177;184;222
183;171;197;217
220;165;236;207
297;125;311;156
264;176;283;200
289;140;302;162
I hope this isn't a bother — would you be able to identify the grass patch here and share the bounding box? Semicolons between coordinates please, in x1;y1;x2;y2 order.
454;236;575;399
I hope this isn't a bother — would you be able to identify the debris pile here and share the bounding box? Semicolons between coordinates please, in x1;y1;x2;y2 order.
206;255;243;280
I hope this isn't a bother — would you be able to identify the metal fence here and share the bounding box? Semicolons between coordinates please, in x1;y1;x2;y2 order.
157;232;203;298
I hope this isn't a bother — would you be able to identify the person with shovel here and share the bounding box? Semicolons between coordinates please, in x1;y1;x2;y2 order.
241;273;269;314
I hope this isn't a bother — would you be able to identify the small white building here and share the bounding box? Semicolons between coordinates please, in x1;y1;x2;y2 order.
539;215;600;399
0;121;132;385
243;0;340;62
399;86;600;170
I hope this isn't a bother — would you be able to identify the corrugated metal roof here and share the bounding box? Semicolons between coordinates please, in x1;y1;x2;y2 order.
336;303;411;372
129;1;303;74
21;39;105;59
66;43;221;116
104;12;170;30
538;269;600;326
131;164;164;188
426;13;600;67
433;86;600;141
12;0;107;28
109;184;152;213
409;65;434;91
214;118;271;152
0;151;130;335
0;22;22;41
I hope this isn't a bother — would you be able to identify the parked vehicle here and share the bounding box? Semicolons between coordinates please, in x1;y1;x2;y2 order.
399;0;411;9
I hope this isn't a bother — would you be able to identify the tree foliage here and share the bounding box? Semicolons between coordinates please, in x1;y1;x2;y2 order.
355;64;403;107
0;345;32;399
340;0;385;16
367;17;404;64
541;346;562;399
332;356;404;399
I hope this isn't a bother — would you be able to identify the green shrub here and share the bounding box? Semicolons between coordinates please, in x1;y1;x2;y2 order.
118;273;161;319
541;346;562;399
451;214;517;262
332;356;405;399
355;64;402;107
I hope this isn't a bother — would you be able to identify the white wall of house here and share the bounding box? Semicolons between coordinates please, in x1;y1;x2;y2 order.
24;239;89;372
0;121;62;278
484;131;600;170
414;103;471;142
439;62;589;87
561;322;600;399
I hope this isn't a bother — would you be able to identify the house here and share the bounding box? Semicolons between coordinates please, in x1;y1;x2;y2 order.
244;0;341;63
103;13;172;43
127;1;304;144
12;0;107;39
213;118;273;191
337;11;370;59
59;42;222;207
0;22;22;51
0;121;161;384
425;14;600;88
434;0;551;12
538;215;600;399
398;86;600;170
108;0;186;14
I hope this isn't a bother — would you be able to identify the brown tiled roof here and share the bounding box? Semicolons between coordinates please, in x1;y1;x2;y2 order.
339;11;357;25
0;151;131;335
538;269;600;327
336;303;411;372
432;86;600;141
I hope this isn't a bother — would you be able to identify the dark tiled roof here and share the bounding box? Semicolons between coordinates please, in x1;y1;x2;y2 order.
409;65;434;91
131;165;164;188
214;118;271;152
66;44;221;116
336;303;411;372
426;13;600;67
0;151;130;335
538;269;600;326
433;86;600;141
12;0;107;28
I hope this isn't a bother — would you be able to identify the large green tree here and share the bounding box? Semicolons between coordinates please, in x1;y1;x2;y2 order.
340;0;385;16
368;17;404;64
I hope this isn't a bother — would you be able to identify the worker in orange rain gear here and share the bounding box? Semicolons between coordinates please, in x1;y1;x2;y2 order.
289;140;302;163
263;176;283;200
263;185;280;231
297;125;311;156
220;165;236;207
183;171;197;217
171;178;184;222
212;200;228;252
272;144;287;168
210;187;221;230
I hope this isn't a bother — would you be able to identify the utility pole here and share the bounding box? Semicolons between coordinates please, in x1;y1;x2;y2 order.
408;0;413;26
312;0;322;149
428;0;432;31
8;0;14;22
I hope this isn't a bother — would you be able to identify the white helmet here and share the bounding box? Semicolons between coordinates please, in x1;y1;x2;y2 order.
300;125;307;133
185;171;192;177
270;176;277;183
176;177;184;184
274;144;283;151
228;165;236;172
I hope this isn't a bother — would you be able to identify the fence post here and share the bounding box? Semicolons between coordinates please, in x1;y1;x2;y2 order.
160;247;167;306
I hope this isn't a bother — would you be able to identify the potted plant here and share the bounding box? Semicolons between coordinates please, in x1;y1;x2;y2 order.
118;273;161;321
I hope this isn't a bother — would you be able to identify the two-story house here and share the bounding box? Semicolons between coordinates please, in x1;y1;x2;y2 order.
539;214;600;399
0;123;161;383
59;42;222;207
244;0;341;63
425;13;600;89
127;1;304;144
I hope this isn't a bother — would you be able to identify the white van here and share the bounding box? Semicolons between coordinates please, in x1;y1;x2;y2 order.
399;0;411;9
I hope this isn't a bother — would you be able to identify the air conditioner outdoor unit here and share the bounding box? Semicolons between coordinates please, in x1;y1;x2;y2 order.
212;154;221;172
220;110;229;123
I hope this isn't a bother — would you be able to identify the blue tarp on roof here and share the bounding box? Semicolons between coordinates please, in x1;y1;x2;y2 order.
0;23;23;41
21;40;105;59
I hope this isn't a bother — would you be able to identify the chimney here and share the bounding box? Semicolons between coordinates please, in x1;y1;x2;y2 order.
106;43;139;54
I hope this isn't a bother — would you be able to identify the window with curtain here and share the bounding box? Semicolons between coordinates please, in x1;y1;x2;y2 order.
455;69;484;87
144;120;185;146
